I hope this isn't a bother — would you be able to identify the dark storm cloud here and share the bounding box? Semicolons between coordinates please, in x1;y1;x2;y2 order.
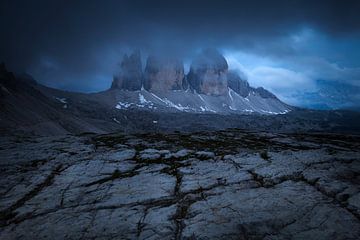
0;0;359;92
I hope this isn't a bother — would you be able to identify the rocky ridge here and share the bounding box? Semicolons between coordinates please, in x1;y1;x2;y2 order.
111;51;143;91
111;49;276;99
144;56;185;92
2;63;360;136
187;48;229;96
109;49;290;115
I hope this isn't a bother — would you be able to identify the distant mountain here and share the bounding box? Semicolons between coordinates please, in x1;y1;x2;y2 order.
290;80;360;111
2;52;360;136
110;49;291;114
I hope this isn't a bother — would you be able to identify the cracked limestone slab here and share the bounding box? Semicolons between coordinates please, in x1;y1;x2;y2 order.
179;159;253;192
182;181;360;239
1;130;360;239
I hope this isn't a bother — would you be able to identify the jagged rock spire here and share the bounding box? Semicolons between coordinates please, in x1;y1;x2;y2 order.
144;56;185;92
111;50;143;91
110;48;277;100
227;71;250;97
187;48;229;96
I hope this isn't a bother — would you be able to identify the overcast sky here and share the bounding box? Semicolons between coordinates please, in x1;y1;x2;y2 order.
1;0;359;109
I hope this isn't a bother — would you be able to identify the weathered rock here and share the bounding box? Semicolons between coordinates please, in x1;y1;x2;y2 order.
1;130;360;239
255;86;277;99
227;70;276;99
139;148;161;161
144;56;185;92
105;149;136;161
348;193;360;213
187;48;228;96
111;50;143;90
164;149;193;159
195;151;215;159
227;70;250;97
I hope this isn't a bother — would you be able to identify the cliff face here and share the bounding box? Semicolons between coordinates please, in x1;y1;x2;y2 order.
110;49;277;101
144;56;185;92
255;87;277;99
227;71;250;97
187;49;228;96
111;51;143;91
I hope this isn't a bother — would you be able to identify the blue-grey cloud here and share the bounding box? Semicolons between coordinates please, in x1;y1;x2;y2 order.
224;27;360;109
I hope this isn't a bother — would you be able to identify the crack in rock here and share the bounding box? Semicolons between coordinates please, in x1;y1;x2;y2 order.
1;130;360;239
0;164;64;226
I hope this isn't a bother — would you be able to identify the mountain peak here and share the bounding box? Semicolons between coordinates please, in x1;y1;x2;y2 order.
188;48;228;96
111;50;143;91
192;48;228;71
144;55;185;92
107;49;286;114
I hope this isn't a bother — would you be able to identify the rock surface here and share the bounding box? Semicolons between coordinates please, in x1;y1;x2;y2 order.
1;130;360;239
188;49;229;96
255;86;277;99
111;51;143;90
144;56;185;92
227;70;251;97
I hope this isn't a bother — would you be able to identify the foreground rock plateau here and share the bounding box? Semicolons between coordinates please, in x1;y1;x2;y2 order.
1;129;360;239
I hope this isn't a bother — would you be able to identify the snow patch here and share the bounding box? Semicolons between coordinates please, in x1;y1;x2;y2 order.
161;98;193;111
197;94;206;103
55;97;68;109
243;109;255;113
115;93;157;110
150;93;167;104
260;109;291;115
113;118;121;124
199;106;217;113
114;89;288;115
228;88;234;102
197;94;217;113
151;93;197;112
55;97;67;104
116;102;133;109
139;93;151;105
278;109;291;115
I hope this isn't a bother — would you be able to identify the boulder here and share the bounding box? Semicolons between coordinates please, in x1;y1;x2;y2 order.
187;48;228;96
144;56;185;92
111;51;143;91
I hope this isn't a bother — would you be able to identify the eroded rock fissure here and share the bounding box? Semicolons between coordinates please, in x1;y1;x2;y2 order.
1;130;360;239
0;164;64;226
